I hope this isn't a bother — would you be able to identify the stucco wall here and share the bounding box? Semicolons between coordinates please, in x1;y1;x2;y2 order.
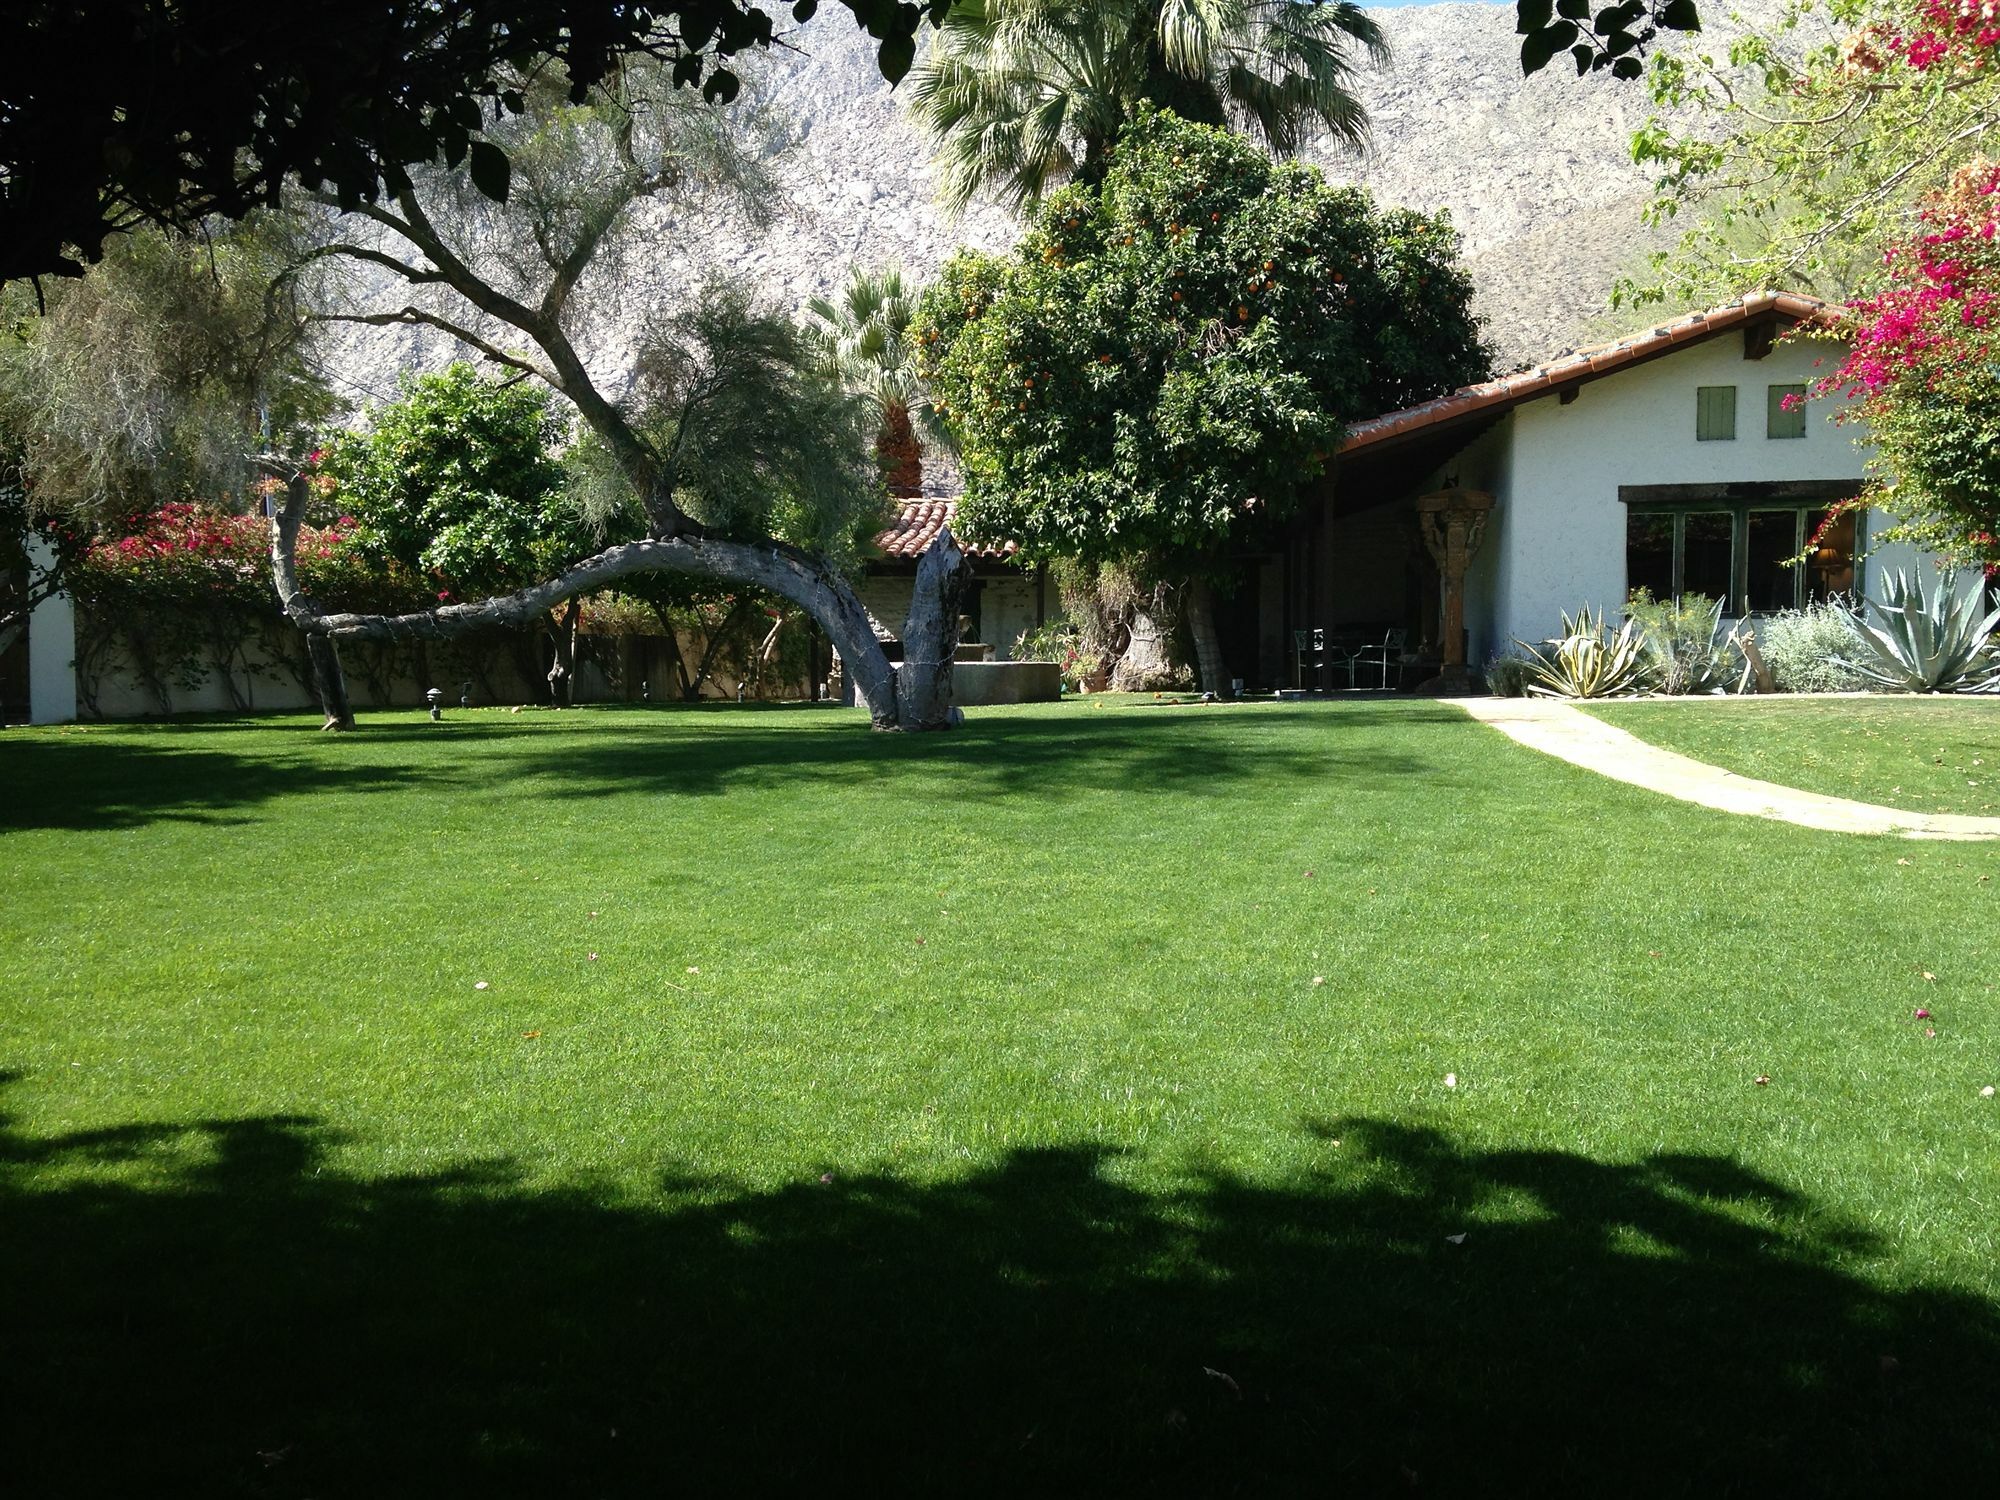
25;536;75;725
857;567;1044;659
1459;334;1873;662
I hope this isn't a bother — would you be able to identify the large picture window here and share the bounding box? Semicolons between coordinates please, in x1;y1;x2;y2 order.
1620;485;1863;614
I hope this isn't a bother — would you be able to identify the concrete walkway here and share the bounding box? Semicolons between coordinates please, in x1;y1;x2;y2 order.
1458;696;2000;841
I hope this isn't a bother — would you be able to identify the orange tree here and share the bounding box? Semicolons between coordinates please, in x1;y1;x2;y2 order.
911;107;1489;693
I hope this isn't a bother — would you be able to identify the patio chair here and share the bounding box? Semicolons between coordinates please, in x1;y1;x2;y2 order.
1354;628;1407;690
1293;628;1325;689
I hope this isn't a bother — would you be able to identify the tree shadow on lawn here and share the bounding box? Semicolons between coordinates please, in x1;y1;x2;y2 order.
0;734;448;833
4;705;1479;829
489;704;1476;803
3;1080;1992;1497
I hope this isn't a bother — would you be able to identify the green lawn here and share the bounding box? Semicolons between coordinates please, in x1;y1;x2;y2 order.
1586;696;2000;815
4;699;1998;1494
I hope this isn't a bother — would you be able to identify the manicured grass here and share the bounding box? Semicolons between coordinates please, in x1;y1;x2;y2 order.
4;698;1999;1494
1586;696;2000;815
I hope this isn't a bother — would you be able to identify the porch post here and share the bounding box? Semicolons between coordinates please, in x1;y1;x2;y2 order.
1414;487;1496;697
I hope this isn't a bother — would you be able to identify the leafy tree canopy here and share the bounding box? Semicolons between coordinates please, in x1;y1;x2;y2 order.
1626;0;2000;307
906;0;1388;214
0;0;951;283
3;1;1697;285
318;362;590;601
912;107;1490;568
0;215;333;523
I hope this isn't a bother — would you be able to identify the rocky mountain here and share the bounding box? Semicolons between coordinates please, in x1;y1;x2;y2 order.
321;2;1748;410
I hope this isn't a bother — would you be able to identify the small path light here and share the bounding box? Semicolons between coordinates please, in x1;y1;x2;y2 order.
459;680;472;709
641;679;651;702
425;687;444;722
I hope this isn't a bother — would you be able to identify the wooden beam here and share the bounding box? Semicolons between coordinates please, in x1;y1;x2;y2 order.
1620;479;1864;506
1558;384;1580;405
1743;320;1777;361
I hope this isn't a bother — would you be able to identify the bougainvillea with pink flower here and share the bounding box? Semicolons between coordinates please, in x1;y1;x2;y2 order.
1812;157;2000;565
1891;0;2000;70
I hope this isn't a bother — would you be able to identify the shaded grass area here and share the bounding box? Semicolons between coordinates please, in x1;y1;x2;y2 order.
4;700;1999;1493
1586;697;2000;815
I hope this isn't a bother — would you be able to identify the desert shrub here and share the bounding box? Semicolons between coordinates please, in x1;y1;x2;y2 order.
1762;598;1869;693
1625;588;1739;695
1482;651;1533;697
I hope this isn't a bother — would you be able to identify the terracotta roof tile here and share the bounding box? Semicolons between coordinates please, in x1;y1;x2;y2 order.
1340;291;1837;455
873;498;1019;563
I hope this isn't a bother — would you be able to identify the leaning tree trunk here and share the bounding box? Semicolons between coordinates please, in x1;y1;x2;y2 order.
1185;577;1230;697
895;532;971;731
304;634;356;731
266;469;355;731
547;596;582;706
270;519;967;732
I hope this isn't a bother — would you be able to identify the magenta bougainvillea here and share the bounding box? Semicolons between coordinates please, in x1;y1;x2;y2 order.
1813;155;2000;565
1892;0;2000;70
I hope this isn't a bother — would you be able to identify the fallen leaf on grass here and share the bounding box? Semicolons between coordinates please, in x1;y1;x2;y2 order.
474;981;490;991
522;1030;541;1039
1203;1367;1242;1399
1897;858;1913;866
1311;976;1325;986
1754;1074;1771;1086
1921;971;1937;983
1445;1233;1467;1245
1983;1086;1996;1098
1443;1073;1457;1089
587;952;599;962
685;966;700;974
1916;1008;1931;1019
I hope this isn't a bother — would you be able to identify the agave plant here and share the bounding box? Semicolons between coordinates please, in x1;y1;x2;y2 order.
1838;569;2000;693
1625;589;1739;695
1517;606;1652;699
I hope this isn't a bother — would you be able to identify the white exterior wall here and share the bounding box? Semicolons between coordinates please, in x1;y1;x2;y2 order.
1463;335;1871;661
25;535;75;725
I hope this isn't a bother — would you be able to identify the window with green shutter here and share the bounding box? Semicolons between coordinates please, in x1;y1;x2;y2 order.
1767;384;1807;439
1695;385;1737;441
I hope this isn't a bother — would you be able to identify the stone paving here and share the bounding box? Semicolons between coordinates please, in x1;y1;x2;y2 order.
1459;696;2000;842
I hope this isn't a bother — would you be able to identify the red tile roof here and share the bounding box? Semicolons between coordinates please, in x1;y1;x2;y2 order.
1340;291;1838;455
873;498;1020;563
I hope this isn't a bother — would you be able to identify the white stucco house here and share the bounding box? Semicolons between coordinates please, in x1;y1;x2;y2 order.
1208;291;1933;690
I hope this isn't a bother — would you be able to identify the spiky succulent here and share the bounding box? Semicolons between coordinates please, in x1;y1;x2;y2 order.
1838;569;2000;694
1518;606;1651;699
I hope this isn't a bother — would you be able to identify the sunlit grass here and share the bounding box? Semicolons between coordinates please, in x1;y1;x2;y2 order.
3;698;1998;1491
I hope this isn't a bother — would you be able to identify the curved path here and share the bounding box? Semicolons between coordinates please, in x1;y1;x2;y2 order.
1458;696;2000;842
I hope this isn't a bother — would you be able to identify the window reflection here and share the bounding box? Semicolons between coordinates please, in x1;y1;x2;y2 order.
1806;507;1856;600
1682;512;1732;602
1745;511;1799;613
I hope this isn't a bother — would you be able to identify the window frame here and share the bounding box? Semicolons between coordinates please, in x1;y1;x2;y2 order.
1619;482;1866;616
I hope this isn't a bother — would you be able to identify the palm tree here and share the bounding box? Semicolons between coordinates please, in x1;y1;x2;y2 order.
803;267;931;497
907;0;1388;215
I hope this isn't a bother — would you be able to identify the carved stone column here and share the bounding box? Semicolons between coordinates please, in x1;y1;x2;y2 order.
1414;487;1496;697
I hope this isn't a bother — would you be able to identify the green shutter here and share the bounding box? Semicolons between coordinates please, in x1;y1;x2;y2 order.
1767;384;1807;439
1696;385;1737;441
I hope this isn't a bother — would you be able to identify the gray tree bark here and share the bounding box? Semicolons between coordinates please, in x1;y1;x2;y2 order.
1113;592;1184;692
265;467;355;730
271;523;968;732
895;532;970;731
1186;576;1230;696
